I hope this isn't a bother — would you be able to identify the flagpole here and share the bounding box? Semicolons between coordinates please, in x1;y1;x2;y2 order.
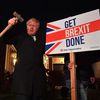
69;52;77;100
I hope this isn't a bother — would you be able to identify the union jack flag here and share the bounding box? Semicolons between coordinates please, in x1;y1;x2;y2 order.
45;23;65;55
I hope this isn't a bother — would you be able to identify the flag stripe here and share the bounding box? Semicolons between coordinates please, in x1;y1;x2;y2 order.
47;23;61;29
46;19;100;43
45;42;61;54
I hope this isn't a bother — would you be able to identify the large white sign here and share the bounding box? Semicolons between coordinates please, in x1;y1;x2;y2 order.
45;9;100;55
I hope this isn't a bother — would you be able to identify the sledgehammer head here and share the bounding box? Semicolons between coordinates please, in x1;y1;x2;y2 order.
13;11;24;22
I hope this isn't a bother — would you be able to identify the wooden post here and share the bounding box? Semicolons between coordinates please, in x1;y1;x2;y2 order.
69;52;77;100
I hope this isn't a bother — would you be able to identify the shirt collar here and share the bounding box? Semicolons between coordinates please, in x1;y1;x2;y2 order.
31;35;36;42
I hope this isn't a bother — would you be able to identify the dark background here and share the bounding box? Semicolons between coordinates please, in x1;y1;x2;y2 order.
0;2;100;99
0;0;99;23
0;0;100;63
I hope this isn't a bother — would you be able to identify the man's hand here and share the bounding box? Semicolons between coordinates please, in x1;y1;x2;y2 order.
68;62;77;70
90;77;95;84
8;17;18;25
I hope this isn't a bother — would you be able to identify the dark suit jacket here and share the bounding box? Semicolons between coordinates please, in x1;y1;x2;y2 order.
1;32;47;98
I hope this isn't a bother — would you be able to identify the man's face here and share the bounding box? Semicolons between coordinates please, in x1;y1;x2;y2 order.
26;20;39;36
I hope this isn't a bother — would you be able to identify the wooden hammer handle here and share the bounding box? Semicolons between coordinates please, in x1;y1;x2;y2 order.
0;11;24;38
0;24;13;37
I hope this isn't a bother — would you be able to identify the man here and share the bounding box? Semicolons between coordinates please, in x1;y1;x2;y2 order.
65;58;95;100
1;17;47;100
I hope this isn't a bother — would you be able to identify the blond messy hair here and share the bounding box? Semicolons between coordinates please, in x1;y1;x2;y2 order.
26;18;40;26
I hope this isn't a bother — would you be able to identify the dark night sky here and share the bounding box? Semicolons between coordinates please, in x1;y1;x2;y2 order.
0;0;99;22
0;0;100;63
0;0;99;31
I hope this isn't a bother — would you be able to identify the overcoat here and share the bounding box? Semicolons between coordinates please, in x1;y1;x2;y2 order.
1;32;47;99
